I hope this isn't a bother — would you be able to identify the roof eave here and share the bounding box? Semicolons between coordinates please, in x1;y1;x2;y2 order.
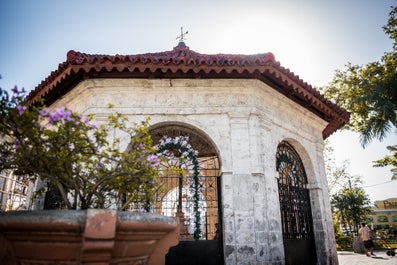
27;49;349;139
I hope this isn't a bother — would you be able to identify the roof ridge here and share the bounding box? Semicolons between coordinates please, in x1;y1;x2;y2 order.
65;47;276;66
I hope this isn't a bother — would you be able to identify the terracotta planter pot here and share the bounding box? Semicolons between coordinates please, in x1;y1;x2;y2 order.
0;209;179;265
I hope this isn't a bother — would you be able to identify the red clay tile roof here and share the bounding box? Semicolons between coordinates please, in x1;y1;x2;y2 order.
27;44;349;139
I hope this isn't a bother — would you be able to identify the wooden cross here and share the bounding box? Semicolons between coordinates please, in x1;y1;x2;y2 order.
176;27;188;43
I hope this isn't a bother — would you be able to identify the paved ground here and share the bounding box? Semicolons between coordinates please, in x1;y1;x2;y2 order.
338;250;397;265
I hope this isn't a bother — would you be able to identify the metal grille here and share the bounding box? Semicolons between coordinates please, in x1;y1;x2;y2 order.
156;155;220;240
128;154;220;241
276;141;314;240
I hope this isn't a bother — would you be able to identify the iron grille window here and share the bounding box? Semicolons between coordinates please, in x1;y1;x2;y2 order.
276;141;314;240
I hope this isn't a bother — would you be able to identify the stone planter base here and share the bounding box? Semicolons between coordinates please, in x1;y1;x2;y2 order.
353;236;365;253
0;209;179;265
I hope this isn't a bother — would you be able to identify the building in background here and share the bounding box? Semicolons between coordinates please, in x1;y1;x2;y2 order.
371;198;397;230
0;170;29;211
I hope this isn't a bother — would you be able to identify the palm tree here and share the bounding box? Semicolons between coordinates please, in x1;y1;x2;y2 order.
331;186;372;234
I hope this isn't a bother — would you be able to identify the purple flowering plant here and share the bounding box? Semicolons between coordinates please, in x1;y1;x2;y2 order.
0;86;161;210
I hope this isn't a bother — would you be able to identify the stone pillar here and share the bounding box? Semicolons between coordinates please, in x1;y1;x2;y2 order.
222;171;237;264
223;114;256;265
309;141;339;265
353;237;365;253
223;113;287;265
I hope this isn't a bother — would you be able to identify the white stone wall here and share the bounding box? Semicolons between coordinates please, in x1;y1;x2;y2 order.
53;78;338;265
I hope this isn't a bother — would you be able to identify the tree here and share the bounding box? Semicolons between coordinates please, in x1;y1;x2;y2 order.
373;145;397;180
324;140;362;195
322;6;397;178
323;140;371;238
0;86;161;210
331;185;372;235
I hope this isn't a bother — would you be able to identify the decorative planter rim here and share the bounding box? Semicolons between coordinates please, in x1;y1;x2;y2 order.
0;209;176;226
0;209;179;265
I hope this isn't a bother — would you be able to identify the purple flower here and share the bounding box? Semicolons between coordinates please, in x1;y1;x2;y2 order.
16;105;27;115
48;112;57;125
14;138;24;149
47;107;71;124
64;109;74;122
146;155;160;167
11;86;19;94
39;108;50;116
11;86;26;95
55;107;66;119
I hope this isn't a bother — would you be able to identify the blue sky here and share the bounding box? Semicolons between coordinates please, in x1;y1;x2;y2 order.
0;0;396;201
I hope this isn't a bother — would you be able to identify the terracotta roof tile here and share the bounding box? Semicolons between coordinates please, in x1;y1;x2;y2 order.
27;44;349;139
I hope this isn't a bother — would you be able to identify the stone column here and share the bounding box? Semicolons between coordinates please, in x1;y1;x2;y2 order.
309;141;339;265
225;114;256;265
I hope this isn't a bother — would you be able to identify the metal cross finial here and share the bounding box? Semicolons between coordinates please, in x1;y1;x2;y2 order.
176;27;188;43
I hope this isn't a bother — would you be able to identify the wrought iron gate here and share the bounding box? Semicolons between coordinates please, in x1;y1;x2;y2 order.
146;127;223;243
127;146;221;241
154;154;221;241
276;141;316;265
145;127;224;265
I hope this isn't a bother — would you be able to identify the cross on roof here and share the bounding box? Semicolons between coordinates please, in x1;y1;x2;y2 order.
176;27;188;44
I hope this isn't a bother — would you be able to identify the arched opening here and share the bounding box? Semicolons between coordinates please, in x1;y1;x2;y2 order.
149;123;222;242
276;141;316;265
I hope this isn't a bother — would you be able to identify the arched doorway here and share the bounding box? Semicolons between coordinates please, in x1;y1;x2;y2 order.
150;123;223;265
276;141;317;265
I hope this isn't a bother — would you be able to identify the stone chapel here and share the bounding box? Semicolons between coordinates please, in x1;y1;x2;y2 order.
27;41;349;265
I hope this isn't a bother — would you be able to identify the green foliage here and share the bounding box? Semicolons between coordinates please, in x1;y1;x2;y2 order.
0;87;161;210
383;5;397;50
322;6;397;179
331;186;372;234
335;235;353;250
323;141;369;239
322;6;397;146
324;140;362;195
323;56;397;146
373;145;397;180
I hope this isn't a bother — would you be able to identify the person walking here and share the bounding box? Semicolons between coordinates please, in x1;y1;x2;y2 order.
359;222;376;257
